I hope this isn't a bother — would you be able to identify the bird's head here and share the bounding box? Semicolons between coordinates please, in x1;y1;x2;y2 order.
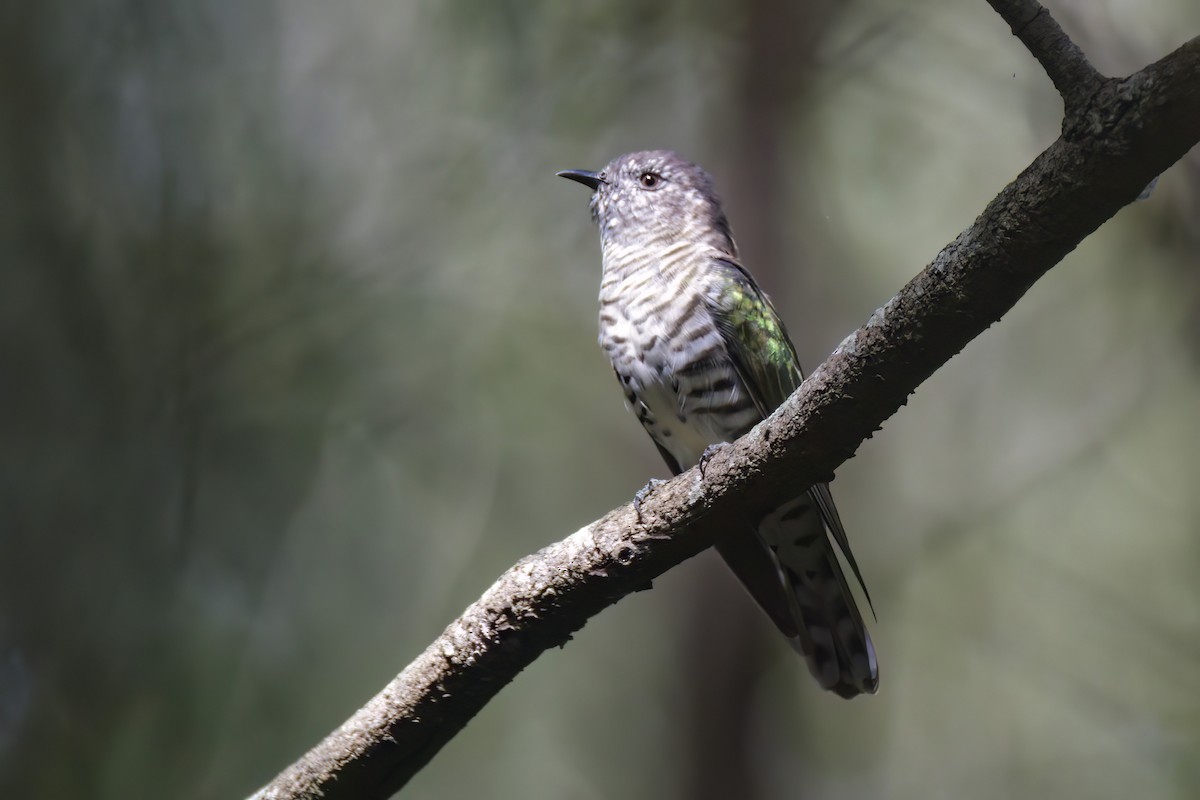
557;150;733;253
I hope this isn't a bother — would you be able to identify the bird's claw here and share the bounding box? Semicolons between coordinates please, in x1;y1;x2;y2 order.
633;477;666;523
697;442;729;479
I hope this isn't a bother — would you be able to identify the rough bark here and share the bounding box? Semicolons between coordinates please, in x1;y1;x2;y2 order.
251;5;1200;798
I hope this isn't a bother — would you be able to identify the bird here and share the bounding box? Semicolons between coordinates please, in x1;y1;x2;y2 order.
557;150;878;698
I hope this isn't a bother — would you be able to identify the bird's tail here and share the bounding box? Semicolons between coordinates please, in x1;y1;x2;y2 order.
716;490;878;699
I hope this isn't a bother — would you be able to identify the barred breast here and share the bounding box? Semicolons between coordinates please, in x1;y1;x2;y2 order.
598;247;761;470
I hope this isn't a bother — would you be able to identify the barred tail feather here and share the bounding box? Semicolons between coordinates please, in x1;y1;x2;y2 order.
757;493;879;699
780;544;878;699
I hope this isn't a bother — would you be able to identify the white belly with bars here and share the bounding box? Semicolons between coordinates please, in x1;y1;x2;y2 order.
601;302;760;469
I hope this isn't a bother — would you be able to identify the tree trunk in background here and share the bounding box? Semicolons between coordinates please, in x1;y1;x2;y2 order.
677;2;842;798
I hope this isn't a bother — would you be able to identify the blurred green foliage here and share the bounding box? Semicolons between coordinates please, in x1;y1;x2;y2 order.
1;1;1198;798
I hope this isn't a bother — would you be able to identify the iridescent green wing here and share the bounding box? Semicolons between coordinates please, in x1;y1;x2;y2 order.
704;257;803;417
705;256;874;611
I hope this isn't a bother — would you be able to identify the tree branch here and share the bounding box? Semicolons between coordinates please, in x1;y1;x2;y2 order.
986;0;1104;107
249;28;1200;800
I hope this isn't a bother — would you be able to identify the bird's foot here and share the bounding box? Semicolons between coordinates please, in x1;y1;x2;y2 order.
633;477;666;524
697;442;729;479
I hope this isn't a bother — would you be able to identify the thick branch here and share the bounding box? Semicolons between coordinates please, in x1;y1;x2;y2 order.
250;34;1200;800
987;0;1104;106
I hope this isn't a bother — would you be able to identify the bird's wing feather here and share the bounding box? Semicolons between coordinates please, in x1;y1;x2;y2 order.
703;256;802;419
809;481;875;617
703;256;872;607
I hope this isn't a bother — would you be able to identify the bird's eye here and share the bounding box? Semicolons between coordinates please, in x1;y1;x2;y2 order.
639;172;662;189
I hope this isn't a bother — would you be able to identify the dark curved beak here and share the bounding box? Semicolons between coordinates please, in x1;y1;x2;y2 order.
556;169;605;190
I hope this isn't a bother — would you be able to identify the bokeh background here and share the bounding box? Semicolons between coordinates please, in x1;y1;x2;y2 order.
3;0;1198;798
